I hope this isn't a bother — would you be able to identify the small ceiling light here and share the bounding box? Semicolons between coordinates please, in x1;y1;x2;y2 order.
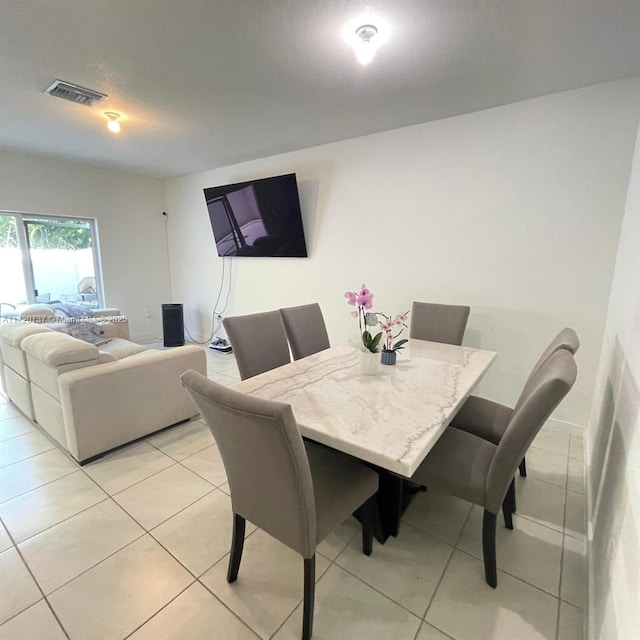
354;24;379;65
104;112;121;133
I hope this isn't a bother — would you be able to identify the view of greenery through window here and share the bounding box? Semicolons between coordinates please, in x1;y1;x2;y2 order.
0;216;91;249
0;213;99;309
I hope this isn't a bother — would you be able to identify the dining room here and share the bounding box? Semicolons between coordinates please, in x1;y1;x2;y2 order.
1;2;639;636
158;77;640;638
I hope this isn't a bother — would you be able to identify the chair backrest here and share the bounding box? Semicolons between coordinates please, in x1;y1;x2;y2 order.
181;369;316;558
514;327;579;418
529;327;580;379
223;310;291;380
78;277;96;294
409;301;470;345
280;303;330;360
485;349;577;512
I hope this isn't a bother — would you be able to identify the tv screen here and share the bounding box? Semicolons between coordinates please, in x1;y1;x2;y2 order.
203;173;307;257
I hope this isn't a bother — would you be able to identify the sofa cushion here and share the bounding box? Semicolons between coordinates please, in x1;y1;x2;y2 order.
98;338;147;359
0;325;53;379
0;323;52;347
21;332;99;366
18;304;58;322
98;351;119;363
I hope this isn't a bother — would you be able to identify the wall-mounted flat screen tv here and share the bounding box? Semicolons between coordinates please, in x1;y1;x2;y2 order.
203;173;307;257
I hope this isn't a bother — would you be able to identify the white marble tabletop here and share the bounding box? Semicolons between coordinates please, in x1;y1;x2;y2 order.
232;339;496;477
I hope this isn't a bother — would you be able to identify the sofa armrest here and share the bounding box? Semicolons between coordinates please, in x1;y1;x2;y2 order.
89;308;121;318
57;345;206;462
94;319;130;340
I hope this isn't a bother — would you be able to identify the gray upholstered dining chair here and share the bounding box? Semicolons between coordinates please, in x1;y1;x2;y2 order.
409;301;470;345
280;303;330;360
223;310;291;380
409;349;576;588
451;327;580;478
181;370;378;640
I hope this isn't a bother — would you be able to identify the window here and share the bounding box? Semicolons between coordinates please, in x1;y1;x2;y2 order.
0;212;104;312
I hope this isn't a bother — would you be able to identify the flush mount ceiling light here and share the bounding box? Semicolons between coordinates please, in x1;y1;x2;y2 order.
354;24;379;65
104;112;121;133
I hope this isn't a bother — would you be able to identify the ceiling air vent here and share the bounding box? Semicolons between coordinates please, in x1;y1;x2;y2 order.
43;80;108;107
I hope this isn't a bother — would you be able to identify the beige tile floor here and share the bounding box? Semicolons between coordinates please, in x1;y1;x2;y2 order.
0;347;586;640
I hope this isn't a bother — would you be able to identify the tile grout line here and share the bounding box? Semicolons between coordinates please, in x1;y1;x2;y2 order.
6;493;112;547
0;426;42;444
100;459;180;497
450;528;566;601
1;442;201;542
0;443;58;470
419;502;474;632
17;499;147;597
29;489;257;631
453;545;565;604
109;427;238;587
197;525;303;640
2;442;212;613
173;441;232;491
142;487;253;580
556;446;571;640
197;569;264;640
0;412;24;423
0;518;72;639
45;529;149;599
0;468;79;506
268;525;362;639
331;550;427;622
86;428;219;500
120;579;198;640
110;485;218;536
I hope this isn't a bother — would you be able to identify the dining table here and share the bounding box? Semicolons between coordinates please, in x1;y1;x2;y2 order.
232;338;496;541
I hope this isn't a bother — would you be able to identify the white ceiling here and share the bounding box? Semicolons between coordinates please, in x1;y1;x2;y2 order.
1;0;639;178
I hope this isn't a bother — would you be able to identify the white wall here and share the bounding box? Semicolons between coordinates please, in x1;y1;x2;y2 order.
165;78;640;427
587;120;640;639
0;151;169;340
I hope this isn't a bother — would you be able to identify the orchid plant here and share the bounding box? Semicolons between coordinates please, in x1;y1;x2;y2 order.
377;311;410;353
344;284;383;353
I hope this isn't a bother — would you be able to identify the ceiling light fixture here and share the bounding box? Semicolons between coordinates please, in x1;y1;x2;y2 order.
354;24;379;65
104;112;121;133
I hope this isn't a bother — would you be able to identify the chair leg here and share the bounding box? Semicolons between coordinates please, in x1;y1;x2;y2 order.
227;513;246;583
361;497;374;556
302;555;316;640
501;492;514;530
482;510;498;588
519;457;527;477
510;478;517;513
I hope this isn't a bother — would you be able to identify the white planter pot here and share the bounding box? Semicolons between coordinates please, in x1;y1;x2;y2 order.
359;350;380;376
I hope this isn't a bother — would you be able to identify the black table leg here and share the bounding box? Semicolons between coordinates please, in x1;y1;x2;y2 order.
355;469;418;544
376;471;404;541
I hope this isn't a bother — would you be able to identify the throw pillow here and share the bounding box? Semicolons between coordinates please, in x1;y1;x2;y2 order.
55;322;112;346
50;303;91;318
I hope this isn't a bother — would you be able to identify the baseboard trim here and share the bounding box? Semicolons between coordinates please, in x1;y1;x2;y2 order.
545;417;585;436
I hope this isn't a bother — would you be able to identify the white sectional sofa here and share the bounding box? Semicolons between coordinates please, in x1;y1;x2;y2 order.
0;323;206;463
